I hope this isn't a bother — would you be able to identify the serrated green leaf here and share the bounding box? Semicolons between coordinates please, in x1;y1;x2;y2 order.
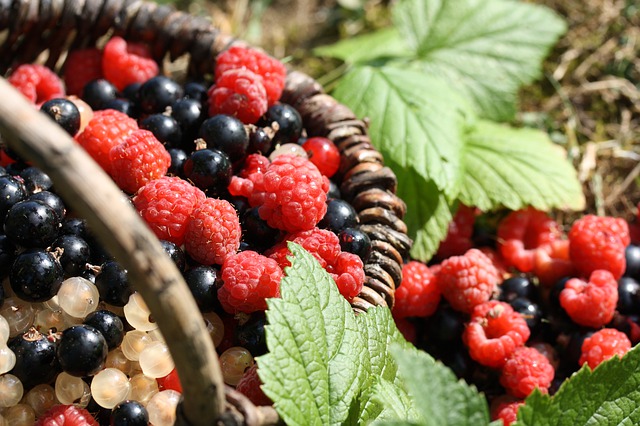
459;120;585;212
393;0;567;121
517;346;640;426
390;345;491;426
331;65;473;195
257;243;368;426
364;376;422;425
313;28;412;64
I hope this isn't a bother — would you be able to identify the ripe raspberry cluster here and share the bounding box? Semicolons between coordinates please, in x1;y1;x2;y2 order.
394;205;640;425
0;39;365;423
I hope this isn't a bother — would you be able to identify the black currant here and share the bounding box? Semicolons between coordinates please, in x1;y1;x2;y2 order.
235;313;267;356
140;114;183;148
83;310;125;350
82;79;118;110
327;180;341;199
4;199;61;248
318;198;358;233
138;76;183;114
95;261;133;307
57;324;108;377
19;166;53;193
122;82;142;103
51;234;91;276
61;217;89;238
183;81;209;103
258;103;302;145
624;244;640;280
618;276;640;315
499;275;536;302
247;126;274;155
168;148;188;177
199;115;249;163
40;98;81;136
242;207;280;249
510;297;542;332
183;266;221;312
171;98;204;144
0;175;27;222
9;249;64;302
103;98;137;117
183;148;232;197
160;240;186;272
8;328;60;389
0;234;17;280
28;190;66;221
111;400;149;426
338;227;372;262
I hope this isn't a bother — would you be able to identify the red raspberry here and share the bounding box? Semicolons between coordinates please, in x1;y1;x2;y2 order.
109;129;171;194
436;204;476;260
301;137;341;178
229;154;329;233
215;46;286;106
8;64;65;105
218;250;282;313
133;176;206;246
463;300;530;369
490;396;523;426
393;261;441;318
436;248;500;314
579;328;631;369
559;269;618;328
533;239;575;287
497;208;562;273
208;69;268;124
499;346;555;399
478;247;508;279
265;227;364;299
63;48;103;96
569;215;629;279
35;404;98;425
235;364;272;406
239;153;271;177
75;109;138;173
102;36;159;91
185;198;241;266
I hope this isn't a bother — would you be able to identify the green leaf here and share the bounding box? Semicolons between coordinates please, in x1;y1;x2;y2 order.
393;0;567;121
313;28;412;64
257;242;368;426
389;345;491;426
364;376;422;425
331;65;473;195
459;120;585;212
517;345;640;426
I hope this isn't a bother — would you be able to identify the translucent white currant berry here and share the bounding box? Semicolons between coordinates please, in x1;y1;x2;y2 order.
129;373;159;406
23;384;56;416
55;372;88;405
269;143;308;161
61;311;84;327
202;312;224;348
0;345;17;374
0;315;10;344
121;330;153;362
0;298;35;338
139;341;174;379
105;348;133;376
0;374;24;407
147;327;166;343
220;346;254;386
147;389;181;426
124;293;157;331
2;403;35;426
57;277;100;319
42;295;61;311
90;368;132;409
33;308;66;334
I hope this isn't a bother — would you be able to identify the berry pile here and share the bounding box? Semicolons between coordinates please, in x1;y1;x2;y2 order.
0;39;368;423
395;206;640;425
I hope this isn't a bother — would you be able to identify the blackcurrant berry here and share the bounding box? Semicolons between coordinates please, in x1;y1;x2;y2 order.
318;198;358;233
168;148;188;177
338;227;372;262
10;249;64;302
258;103;302;145
248;126;274;155
183;81;209;103
82;79;118;110
624;244;640;280
19;167;53;193
122;82;142;103
618;276;640;315
61;217;89;238
242;207;280;249
8;328;60;389
111;400;149;426
57;324;108;377
140;114;183;148
199;115;249;163
83;310;125;350
0;234;17;280
235;313;267;356
40;98;81;136
327;180;341;199
28;190;66;221
95;261;132;307
0;175;27;222
4;199;61;248
171;98;204;144
183;148;232;197
499;275;536;302
183;266;221;312
103;98;137;117
510;297;542;332
139;76;183;114
51;234;91;276
160;240;186;272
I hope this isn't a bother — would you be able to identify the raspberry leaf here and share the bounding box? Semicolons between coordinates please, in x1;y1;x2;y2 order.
517;345;640;425
313;28;412;65
393;0;567;121
459;120;585;212
363;376;421;424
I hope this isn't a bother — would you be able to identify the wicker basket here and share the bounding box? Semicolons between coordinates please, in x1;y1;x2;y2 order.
0;1;412;424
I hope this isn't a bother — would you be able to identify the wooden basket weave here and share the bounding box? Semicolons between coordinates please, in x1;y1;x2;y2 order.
0;0;412;424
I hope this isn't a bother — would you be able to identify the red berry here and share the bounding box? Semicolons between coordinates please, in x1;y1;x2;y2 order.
393;316;417;344
63;48;103;96
218;250;282;313
497;207;562;273
569;214;629;280
133;176;206;246
436;248;500;314
229;154;330;233
463;300;530;369
579;328;631;369
75;109;138;173
208;69;269;124
559;269;618;328
102;36;159;91
436;204;476;260
235;364;272;406
393;261;441;318
109;129;171;194
8;64;65;105
215;46;286;106
157;368;183;393
302;137;341;178
490;396;523;426
500;346;555;398
184;198;241;266
533;239;575;287
35;404;98;426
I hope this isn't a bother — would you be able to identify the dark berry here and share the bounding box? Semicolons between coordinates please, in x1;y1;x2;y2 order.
19;167;53;193
242;207;280;249
82;79;118;110
10;249;64;302
624;244;640;280
138;76;183;114
235;312;267;356
0;166;7;177
28;190;66;221
247;126;274;155
40;98;81;136
51;234;91;276
510;297;542;332
258;103;302;145
228;196;250;217
4;161;27;175
327;180;341;199
57;324;108;377
499;276;536;302
171;98;204;144
199;115;249;162
318;198;358;233
426;304;465;345
140;114;182;148
183;266;221;312
338;227;371;262
183;148;232;197
8;328;60;389
61;217;88;238
83;310;125;350
0;175;27;222
618;276;640;315
111;400;149;426
103;98;137;117
160;240;186;272
4;199;61;247
122;82;142;103
0;234;17;280
168;148;188;177
183;81;209;103
95;261;132;307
